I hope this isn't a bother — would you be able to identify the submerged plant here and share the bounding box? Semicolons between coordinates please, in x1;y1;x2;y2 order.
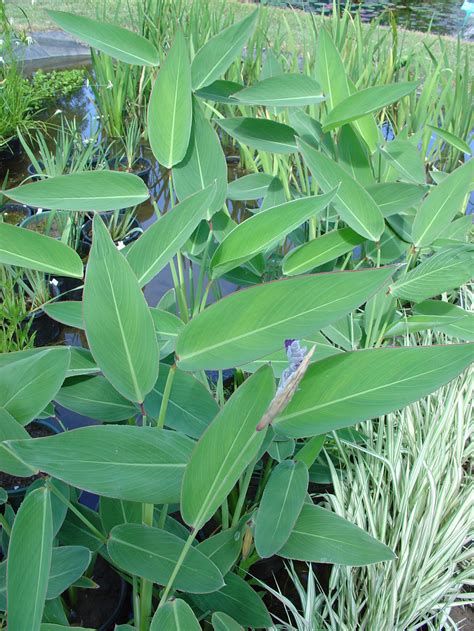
0;4;472;630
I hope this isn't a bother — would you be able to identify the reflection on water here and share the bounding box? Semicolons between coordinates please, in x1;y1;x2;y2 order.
266;0;473;40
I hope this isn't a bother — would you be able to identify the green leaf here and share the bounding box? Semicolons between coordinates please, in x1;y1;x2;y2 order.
0;223;83;278
412;160;474;248
191;10;258;89
196;528;243;576
150;308;184;358
195;79;243;103
99;497;141;533
41;626;94;631
6;425;194;504
176;267;392;371
126;184;216;286
427;124;472;155
378;139;426;185
58;504;104;553
83;214;158;402
173;98;227;218
414;300;474;342
190;572;272;628
274;344;473;438
7;487;53;631
366;182;427;217
210;190;337;278
315;28;378;151
47;10;159;65
68;348;99;377
0;409;34;477
148;29;192;168
233;74;325;107
55;375;138;422
46;546;91;600
390;246;473;302
267;438;295;462
182;366;275;528
212;612;244;631
43;301;84;329
151;599;201;630
217;117;297;154
323;82;419;131
5;171;149;212
0;347;69;425
227;173;274;200
338;125;374;187
108;524;224;593
279;503;394;565
298;139;384;241
144;364;219;438
255;460;308;558
282;227;365;276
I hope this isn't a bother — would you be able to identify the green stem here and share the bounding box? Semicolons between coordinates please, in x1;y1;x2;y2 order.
231;461;255;528
0;513;11;537
139;503;154;631
158;529;198;607
157;364;176;429
221;498;229;530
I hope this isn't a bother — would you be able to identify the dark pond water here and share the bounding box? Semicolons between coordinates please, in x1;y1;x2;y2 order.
264;0;474;40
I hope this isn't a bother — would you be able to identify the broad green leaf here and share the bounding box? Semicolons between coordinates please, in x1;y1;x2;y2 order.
412;160;474;247
6;425;194;504
99;497;141;533
5;171;149;212
176;267;392;371
390;246;473;302
211;210;265;277
151;599;201;630
173;98;227;218
58;504;105;553
83;214;158;402
279;503;394;565
427;124;472;155
195;79;243;103
212;612;244;631
255;460;308;558
210;190;337;278
323;82;419;131
7;487;53;631
148;29;192;168
196;528;243;575
274;344;473;438
217;118;297;154
322;315;362;351
0;223;83;278
46;546;91;600
233;74;325;107
41;626;94;631
260;176;286;211
315;28;378;151
295;435;326;468
365;225;409;265
366;182;427;217
127;184;216;286
379;139;426;185
108;524;224;593
190;572;272;628
144;364;219;438
384;314;463;339
47;10;159;65
298;139;384;241
282;227;365;276
289;109;335;155
227;173;274;200
338;125;375;187
181;366;274;528
0;409;35;477
55;375;138;421
0;347;69;425
267;438;295;462
43;301;83;329
191;10;258;89
414;300;474;341
68;348;99;377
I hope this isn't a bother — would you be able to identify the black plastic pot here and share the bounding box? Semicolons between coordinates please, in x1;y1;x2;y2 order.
81;213;142;247
21;282;61;347
0;137;22;163
20;211;70;238
0;203;33;226
114;156;152;185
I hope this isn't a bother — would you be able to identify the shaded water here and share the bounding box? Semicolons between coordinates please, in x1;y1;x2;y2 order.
264;0;474;40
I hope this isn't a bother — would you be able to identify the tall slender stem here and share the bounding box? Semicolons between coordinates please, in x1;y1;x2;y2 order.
139;503;154;631
158;529;198;608
157;364;176;429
